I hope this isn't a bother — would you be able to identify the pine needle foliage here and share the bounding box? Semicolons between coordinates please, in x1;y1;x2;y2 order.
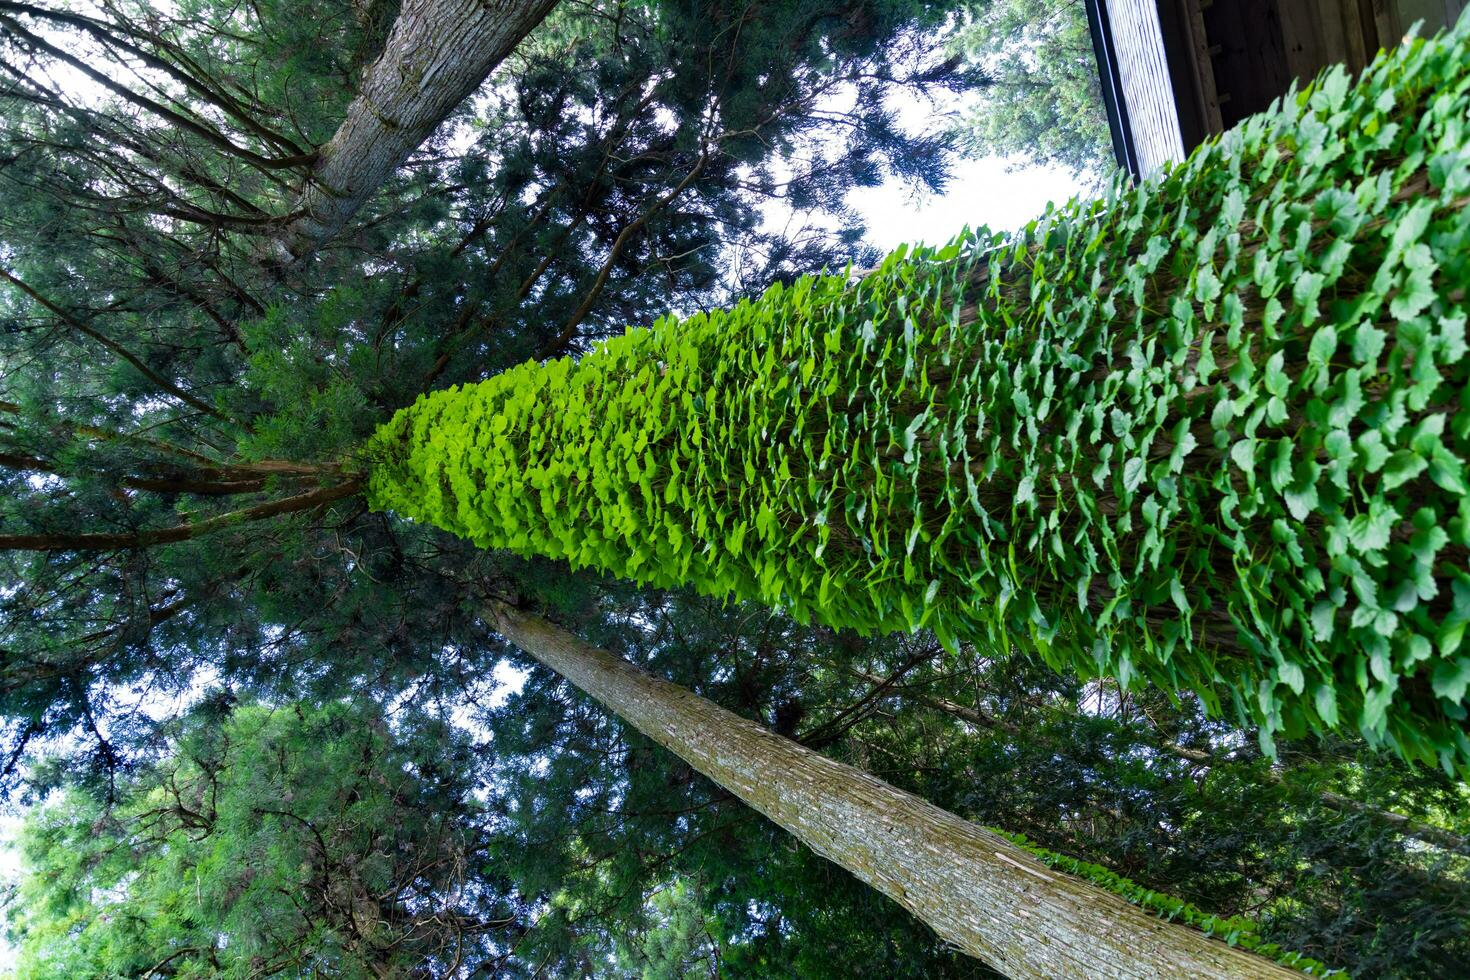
367;17;1470;771
6;700;494;977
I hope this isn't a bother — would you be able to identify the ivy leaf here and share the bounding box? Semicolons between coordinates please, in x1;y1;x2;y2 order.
1307;326;1337;368
1269;440;1293;492
1388;199;1433;258
1230;439;1256;474
1169;575;1190;615
1351;323;1386;364
1016;472;1037;507
1284;481;1319;522
1362;681;1396;735
1279;661;1306;695
1390;263;1437;320
1195;264;1222;304
1431;657;1470;704
1292;272;1325;325
1263;351;1289;398
1428;446;1468;494
1310;601;1336;642
1357;430;1389;472
1315;66;1351;109
1441;620;1467;657
1262;297;1286;336
1313;684;1339;726
1169;418;1197;472
1410;509;1449;564
1382;450;1427;490
1348;499;1399;553
1122;456;1146;493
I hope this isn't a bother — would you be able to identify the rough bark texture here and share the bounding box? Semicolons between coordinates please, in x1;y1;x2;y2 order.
272;0;558;265
491;604;1299;979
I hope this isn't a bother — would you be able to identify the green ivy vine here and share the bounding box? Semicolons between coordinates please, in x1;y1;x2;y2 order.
368;16;1470;771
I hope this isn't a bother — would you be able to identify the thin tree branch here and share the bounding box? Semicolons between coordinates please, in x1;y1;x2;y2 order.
1;267;235;424
0;478;361;551
862;672;1470;855
536;151;708;360
0;14;316;171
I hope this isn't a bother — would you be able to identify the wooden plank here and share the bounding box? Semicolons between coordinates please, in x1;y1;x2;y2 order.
1393;0;1463;34
1322;0;1348;68
1176;0;1225;134
1278;1;1330;80
1335;0;1372;70
1274;0;1387;89
1102;0;1186;174
1373;0;1404;45
1202;0;1292;127
1356;0;1385;57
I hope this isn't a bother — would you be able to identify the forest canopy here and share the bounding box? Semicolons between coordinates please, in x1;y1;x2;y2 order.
0;1;1468;977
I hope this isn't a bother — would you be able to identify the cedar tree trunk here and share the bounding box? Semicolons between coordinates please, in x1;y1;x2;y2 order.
273;0;558;265
490;604;1300;979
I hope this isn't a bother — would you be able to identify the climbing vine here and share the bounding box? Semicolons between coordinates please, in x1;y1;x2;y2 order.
368;17;1470;770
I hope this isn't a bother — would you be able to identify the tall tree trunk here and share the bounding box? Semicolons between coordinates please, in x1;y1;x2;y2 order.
270;0;558;266
489;603;1298;979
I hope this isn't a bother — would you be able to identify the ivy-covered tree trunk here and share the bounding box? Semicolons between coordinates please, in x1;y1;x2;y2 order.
368;20;1470;770
271;0;558;265
491;603;1297;978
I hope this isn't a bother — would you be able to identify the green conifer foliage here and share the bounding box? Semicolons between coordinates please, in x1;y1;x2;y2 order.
367;18;1470;770
5;699;499;977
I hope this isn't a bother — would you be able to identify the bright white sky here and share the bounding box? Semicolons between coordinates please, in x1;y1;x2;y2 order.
838;79;1088;250
850;152;1085;250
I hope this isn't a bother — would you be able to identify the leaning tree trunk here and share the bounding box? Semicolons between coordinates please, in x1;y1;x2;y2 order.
269;0;558;266
490;604;1297;979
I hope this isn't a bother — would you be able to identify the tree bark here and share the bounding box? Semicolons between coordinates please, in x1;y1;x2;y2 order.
270;0;559;266
489;604;1299;979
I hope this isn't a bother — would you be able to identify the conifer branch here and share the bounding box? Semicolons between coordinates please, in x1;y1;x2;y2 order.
0;267;236;425
0;478;361;552
857;672;1470;856
0;13;317;172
